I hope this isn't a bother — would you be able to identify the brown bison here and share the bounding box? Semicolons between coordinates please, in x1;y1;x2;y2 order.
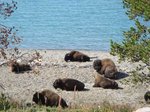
64;51;90;62
93;59;118;79
93;74;119;89
53;78;85;91
32;89;68;108
9;61;31;73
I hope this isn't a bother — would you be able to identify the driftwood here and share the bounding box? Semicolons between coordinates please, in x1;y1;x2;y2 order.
0;50;42;67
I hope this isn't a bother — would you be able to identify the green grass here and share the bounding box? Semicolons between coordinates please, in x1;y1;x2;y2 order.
0;106;134;112
0;93;134;112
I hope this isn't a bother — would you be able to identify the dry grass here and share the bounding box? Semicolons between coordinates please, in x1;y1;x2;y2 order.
0;93;134;112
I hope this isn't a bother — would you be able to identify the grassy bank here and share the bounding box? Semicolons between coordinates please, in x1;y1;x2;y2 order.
0;93;133;112
0;105;134;112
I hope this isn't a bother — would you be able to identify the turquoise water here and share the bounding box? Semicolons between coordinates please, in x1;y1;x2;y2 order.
1;0;134;51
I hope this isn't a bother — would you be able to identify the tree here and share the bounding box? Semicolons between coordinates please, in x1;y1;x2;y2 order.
0;1;21;60
110;0;150;65
0;1;42;67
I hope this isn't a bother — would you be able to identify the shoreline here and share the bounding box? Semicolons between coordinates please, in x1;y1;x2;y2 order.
24;49;109;52
11;47;110;52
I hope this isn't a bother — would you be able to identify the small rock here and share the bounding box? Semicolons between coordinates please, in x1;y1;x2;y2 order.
134;107;150;112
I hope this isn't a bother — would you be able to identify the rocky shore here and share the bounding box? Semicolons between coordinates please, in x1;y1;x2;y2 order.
0;49;149;109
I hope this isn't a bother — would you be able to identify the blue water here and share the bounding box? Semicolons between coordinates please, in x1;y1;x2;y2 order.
1;0;134;51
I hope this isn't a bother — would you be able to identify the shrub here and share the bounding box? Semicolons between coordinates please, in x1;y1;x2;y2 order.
0;93;11;111
110;0;150;65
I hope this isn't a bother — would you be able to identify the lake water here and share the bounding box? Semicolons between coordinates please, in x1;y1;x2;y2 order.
1;0;134;51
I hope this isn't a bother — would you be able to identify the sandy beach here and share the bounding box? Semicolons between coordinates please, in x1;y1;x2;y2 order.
0;49;149;109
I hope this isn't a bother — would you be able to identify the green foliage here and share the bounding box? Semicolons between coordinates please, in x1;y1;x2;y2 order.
0;93;11;111
123;0;150;21
110;0;150;65
130;68;150;84
110;23;150;64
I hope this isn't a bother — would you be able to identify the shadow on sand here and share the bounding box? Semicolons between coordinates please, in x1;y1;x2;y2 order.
116;72;129;80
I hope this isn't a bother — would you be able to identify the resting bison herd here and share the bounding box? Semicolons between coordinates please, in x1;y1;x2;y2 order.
8;50;150;108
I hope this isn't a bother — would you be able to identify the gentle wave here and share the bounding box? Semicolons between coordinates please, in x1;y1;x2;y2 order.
1;0;134;51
